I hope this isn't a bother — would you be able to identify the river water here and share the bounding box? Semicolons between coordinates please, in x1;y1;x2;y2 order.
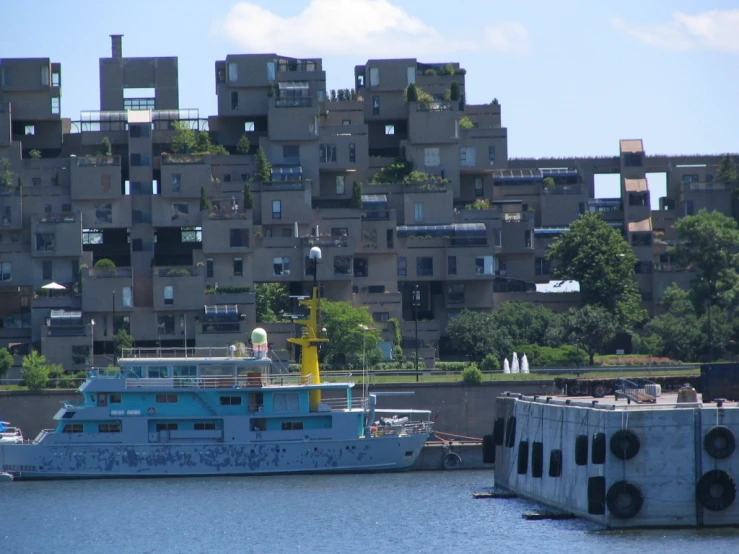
2;470;737;553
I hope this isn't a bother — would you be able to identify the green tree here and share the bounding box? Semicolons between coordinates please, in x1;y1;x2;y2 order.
716;154;738;183
94;258;116;269
480;353;500;371
236;134;251;155
255;283;290;322
404;83;419;102
337;89;347;101
22;351;51;391
199;185;210;211
564;305;617;365
0;347;13;378
253;147;272;183
0;157;13;188
672;209;739;311
388;317;404;362
195;130;212;153
320;300;381;369
114;329;134;361
644;285;704;361
491;302;563;346
243;182;254;210
461;363;483;385
351;180;363;209
446;309;512;362
450;81;460;101
98;137;112;157
171;121;196;154
29;149;42;159
458;116;474;130
330;89;337;102
547;212;645;327
370;158;413;184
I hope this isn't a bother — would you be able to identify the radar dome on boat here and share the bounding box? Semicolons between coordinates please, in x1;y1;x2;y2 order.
251;328;268;345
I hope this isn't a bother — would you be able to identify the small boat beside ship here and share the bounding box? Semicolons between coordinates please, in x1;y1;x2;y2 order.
0;284;433;480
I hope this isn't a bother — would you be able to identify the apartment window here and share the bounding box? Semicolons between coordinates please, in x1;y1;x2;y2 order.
264;228;273;238
447;284;465;305
44;204;52;213
362;229;377;249
171;174;181;192
241;173;251;182
331;227;348;237
424;148;440;167
282;227;292;238
354;257;368;277
407;66;416;85
493;229;501;247
283;144;299;163
448;256;457;276
42;260;52;280
369;67;379;87
535;257;550;276
2;206;10;226
525;230;533;249
372;96;380;115
231;91;238;111
163;286;174;305
233;257;243;277
122;286;133;307
335;175;345;195
244;121;255;132
416;257;433;277
223;174;232;183
130;153;151;166
0;262;12;281
397;257;407;277
349;143;356;163
266;61;276;81
624;153;643;167
230;229;249;247
474;177;484;197
476;256;494;275
320;144;337;163
272;200;282;220
385;125;395;135
334;255;352;275
489;146;496;166
36;233;55;252
25;125;35;136
273;257;291;276
684;200;695;216
51;97;60;115
373;312;390;323
228;62;238;82
82;229;103;244
62;203;71;213
414;202;424;222
460;147;476;166
206;258;214;278
387;229;394;249
52;70;60;87
95;203;113;224
631;233;651;247
41;67;49;86
124;98;154;110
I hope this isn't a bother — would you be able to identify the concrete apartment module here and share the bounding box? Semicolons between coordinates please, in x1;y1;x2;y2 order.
493;392;739;528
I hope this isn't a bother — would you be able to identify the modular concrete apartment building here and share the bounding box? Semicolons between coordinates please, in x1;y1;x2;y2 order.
0;36;733;370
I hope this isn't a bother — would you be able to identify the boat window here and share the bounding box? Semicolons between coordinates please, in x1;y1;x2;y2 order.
156;423;178;432
63;424;84;433
148;366;172;378
98;422;121;433
194;422;217;431
156;394;178;403
62;411;75;419
220;396;242;406
250;418;267;431
200;365;230;376
110;394;122;404
98;393;107;407
281;421;304;431
273;392;300;412
173;365;197;377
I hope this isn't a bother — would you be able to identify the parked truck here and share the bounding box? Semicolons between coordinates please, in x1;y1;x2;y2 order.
554;374;701;398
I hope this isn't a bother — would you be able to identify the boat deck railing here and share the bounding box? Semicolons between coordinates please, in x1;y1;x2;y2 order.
120;346;256;359
369;421;434;438
123;373;325;389
318;397;368;411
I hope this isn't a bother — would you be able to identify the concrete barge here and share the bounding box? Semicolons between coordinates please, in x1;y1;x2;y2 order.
493;388;739;528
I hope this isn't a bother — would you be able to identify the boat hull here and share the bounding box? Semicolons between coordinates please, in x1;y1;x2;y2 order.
0;434;429;480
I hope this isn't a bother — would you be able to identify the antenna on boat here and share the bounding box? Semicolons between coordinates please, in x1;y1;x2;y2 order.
287;247;328;411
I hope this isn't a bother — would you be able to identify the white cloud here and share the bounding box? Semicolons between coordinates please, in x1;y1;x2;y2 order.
613;10;739;53
215;0;529;57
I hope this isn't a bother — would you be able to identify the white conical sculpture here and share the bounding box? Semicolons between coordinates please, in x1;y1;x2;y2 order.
521;354;530;374
503;358;510;374
511;352;520;374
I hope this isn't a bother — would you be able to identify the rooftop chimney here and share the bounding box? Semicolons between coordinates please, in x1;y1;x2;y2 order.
111;35;123;59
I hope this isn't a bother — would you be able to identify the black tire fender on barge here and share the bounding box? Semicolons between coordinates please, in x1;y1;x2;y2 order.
606;481;644;519
704;426;736;459
610;429;640;460
443;452;462;470
696;470;737;511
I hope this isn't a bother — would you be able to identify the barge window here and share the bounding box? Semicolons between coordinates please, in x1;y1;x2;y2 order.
110;394;122;404
98;422;121;433
63;424;84;433
281;421;304;431
156;423;178;432
220;396;242;406
194;422;217;431
156;394;178;403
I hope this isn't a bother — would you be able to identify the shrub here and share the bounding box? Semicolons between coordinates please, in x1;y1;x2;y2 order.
207;285;253;294
435;361;468;372
405;83;418;102
480;354;501;372
29;149;42;159
167;268;191;277
465;198;490;210
513;344;587;368
423;69;437;76
462;364;483;385
458;116;474;129
94;258;116;269
22;351;51;391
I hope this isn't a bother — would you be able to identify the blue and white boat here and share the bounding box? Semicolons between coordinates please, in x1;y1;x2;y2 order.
0;286;432;479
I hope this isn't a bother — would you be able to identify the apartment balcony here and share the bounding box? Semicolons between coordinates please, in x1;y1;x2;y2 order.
31;213;82;257
80;267;134;312
408;102;459;145
70;156;122;201
205;290;256;306
161;154;206;165
153;266;206;311
201;217;253;255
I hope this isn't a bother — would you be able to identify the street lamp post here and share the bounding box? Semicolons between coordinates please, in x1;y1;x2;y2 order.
413;284;420;383
90;319;95;369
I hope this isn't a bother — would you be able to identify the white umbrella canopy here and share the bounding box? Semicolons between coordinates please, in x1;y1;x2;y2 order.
41;282;66;290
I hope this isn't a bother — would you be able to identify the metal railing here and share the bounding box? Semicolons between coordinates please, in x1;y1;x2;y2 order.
36;213;76;223
123;373;312;389
275;97;312;108
76;156;120;167
120;346;252;359
370;420;434;437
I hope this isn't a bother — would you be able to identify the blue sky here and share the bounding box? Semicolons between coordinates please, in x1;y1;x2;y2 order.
1;0;736;163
